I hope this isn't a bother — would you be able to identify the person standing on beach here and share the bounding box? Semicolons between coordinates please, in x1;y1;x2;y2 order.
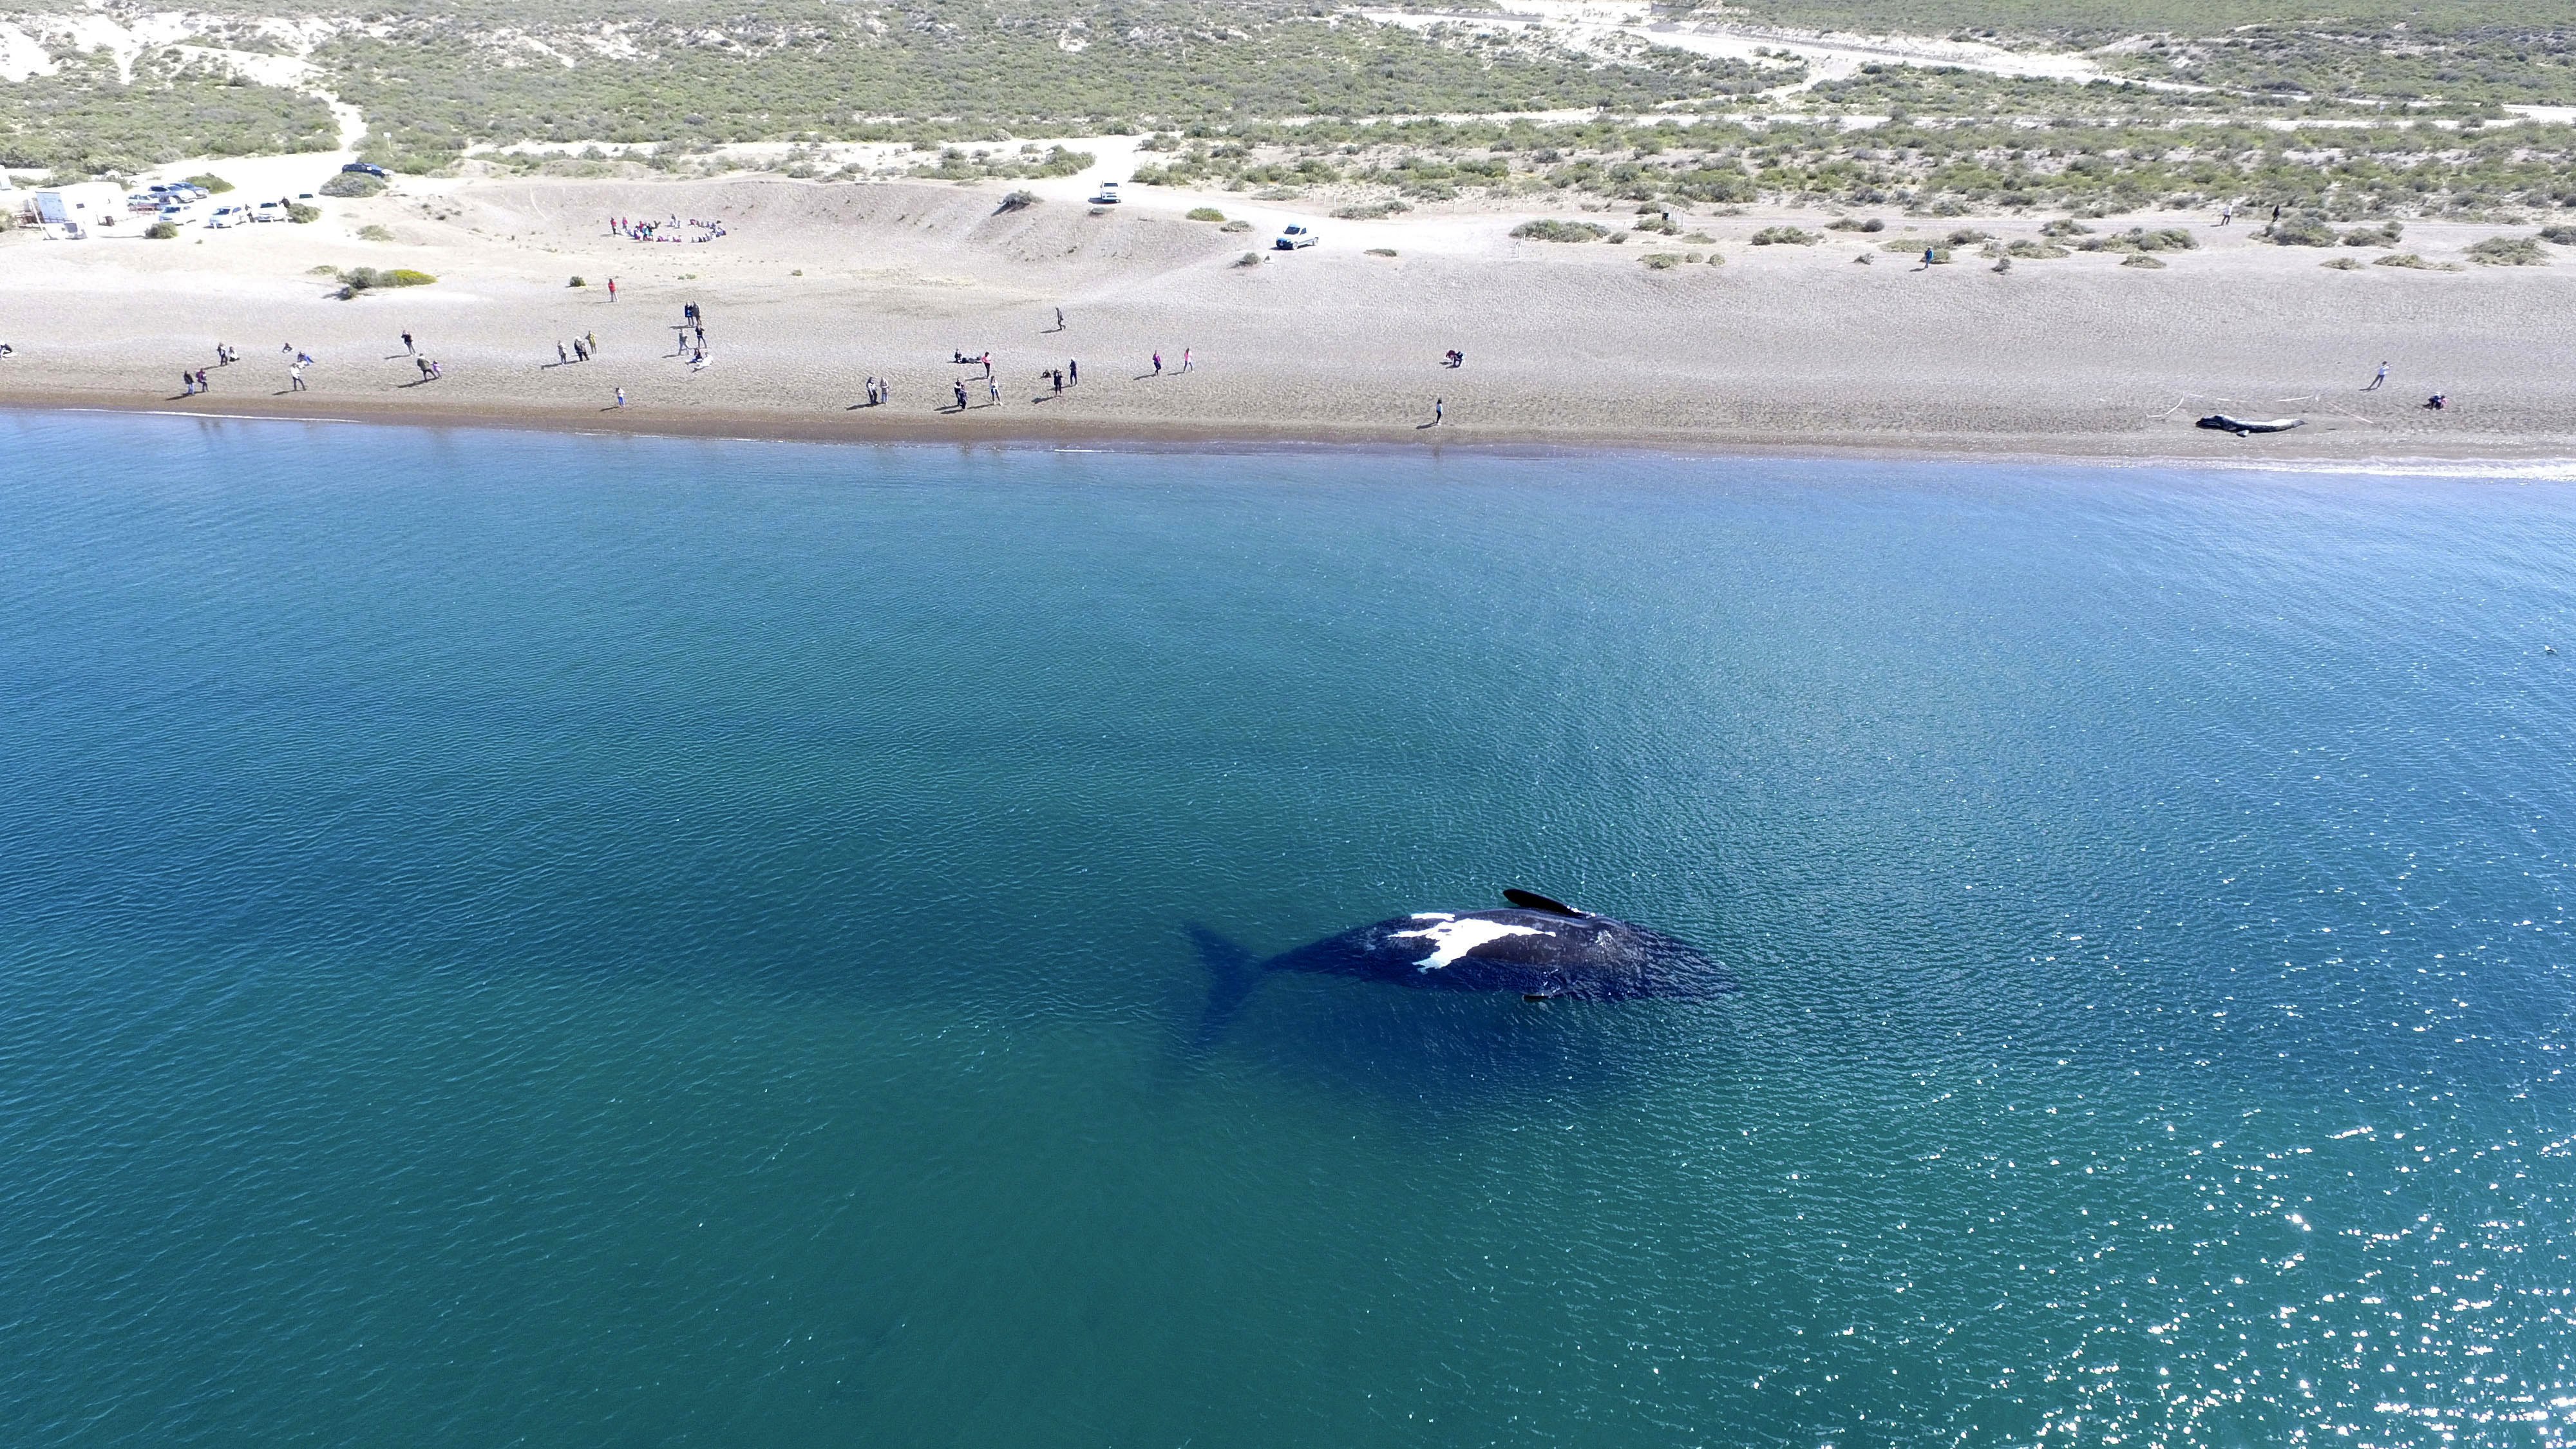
607;278;617;301
1054;307;1064;331
987;376;1001;406
2364;361;2389;391
181;370;195;396
1432;397;1444;426
614;388;627;408
557;342;569;365
1068;359;1078;386
1180;348;1193;373
1151;351;1162;375
953;379;969;412
586;332;597;356
402;331;415;355
2218;203;2233;227
289;360;307;392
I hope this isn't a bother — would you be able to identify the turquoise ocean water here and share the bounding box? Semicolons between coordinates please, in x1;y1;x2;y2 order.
2;410;2571;1448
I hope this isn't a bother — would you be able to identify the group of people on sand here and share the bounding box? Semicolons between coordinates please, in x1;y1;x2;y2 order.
608;214;726;243
556;336;598;365
674;301;711;368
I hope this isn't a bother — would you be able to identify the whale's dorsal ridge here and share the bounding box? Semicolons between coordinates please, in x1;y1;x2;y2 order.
1502;889;1586;918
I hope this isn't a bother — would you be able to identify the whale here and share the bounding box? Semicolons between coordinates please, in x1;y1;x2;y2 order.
1188;889;1728;1043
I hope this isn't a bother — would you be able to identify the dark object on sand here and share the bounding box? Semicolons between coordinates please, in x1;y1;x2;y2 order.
2196;414;2306;435
1189;889;1728;1042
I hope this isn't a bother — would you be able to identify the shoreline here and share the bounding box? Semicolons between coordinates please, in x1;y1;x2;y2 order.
10;173;2576;477
14;390;2576;476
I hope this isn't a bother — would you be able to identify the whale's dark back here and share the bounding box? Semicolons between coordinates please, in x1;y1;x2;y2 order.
1261;902;1728;1002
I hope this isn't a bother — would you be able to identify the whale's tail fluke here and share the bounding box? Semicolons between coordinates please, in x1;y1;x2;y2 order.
1184;923;1266;1052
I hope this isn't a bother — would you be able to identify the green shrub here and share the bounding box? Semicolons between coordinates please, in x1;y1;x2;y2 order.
1750;225;1819;245
357;223;393;241
2466;235;2546;265
285;202;319;223
1364;247;1396;256
1510;218;1608;242
318;171;384;198
569;276;585;287
1332;200;1410;220
2541;225;2576;245
1186;206;1226;222
2004;238;2069;258
2340;220;2403;247
1642;251;1682;269
2372;252;2434;269
2087;227;2196;253
1233;251;1261;267
1219;219;1251;232
2040;218;2093;238
333;265;437;298
1631;214;1680;234
2121;252;2166;268
2322;255;2362;269
1826;216;1883;231
144;220;177;238
995;189;1037;211
2267;213;2337;247
184;173;232;193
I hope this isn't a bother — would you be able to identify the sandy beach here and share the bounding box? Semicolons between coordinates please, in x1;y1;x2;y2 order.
7;146;2575;462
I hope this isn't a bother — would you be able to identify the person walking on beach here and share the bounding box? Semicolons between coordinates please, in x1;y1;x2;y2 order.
2364;361;2389;392
586;332;597;355
289;360;307;392
614;388;627;408
402;331;415;355
1054;306;1064;331
557;341;569;365
987;376;1001;406
181;369;196;396
2218;203;2233;227
953;379;969;412
1432;397;1444;426
1151;350;1162;375
1180;348;1193;373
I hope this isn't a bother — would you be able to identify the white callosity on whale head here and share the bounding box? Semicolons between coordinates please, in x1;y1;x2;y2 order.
1388;917;1546;972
